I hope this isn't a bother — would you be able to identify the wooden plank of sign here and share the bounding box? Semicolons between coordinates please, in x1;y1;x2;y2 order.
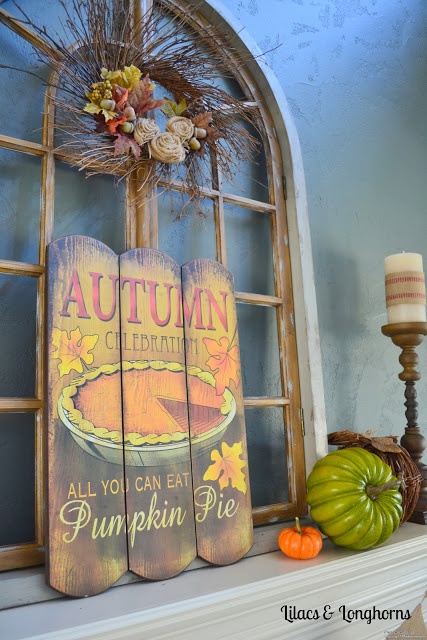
119;248;197;579
181;259;253;565
46;236;127;597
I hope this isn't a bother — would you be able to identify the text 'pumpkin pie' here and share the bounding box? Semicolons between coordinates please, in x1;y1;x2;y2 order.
58;360;235;466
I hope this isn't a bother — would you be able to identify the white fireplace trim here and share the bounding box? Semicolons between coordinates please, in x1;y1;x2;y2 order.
2;523;427;640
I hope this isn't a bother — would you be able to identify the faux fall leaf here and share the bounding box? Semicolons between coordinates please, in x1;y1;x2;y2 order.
113;132;141;158
112;86;129;111
102;65;142;91
83;101;116;122
106;115;127;134
92;112;109;133
127;75;165;115
161;98;188;117
120;64;143;91
51;327;98;377
203;336;240;395
192;111;213;128
203;441;247;494
205;127;222;144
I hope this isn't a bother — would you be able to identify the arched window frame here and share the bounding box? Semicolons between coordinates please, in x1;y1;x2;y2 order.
183;0;328;471
0;0;327;583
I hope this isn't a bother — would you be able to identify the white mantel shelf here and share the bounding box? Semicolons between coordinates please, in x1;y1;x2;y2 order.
1;523;427;640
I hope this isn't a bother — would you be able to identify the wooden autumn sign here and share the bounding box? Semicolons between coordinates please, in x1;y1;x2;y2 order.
119;249;196;579
46;236;253;597
182;260;253;564
46;236;127;597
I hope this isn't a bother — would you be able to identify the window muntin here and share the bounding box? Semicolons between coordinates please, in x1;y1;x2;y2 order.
0;0;305;570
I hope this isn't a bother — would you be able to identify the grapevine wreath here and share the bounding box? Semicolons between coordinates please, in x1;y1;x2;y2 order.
1;0;263;217
328;430;423;523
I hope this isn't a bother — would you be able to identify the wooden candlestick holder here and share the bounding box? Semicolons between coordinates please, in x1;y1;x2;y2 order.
382;322;427;524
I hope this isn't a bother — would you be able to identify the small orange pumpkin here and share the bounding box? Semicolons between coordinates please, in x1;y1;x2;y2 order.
278;517;323;559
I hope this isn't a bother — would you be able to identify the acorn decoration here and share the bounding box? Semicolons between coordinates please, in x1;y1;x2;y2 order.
194;127;207;139
188;137;201;151
119;122;134;134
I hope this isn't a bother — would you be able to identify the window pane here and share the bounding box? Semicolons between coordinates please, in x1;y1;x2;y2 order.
220;122;269;202
0;413;35;545
0;275;37;397
54;162;126;255
212;75;246;100
0;148;41;264
158;190;216;264
237;303;282;397
246;407;289;508
226;203;275;295
4;0;69;35
0;26;47;143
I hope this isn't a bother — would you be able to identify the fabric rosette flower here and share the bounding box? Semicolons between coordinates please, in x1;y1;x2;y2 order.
149;132;186;164
133;117;160;145
166;116;194;141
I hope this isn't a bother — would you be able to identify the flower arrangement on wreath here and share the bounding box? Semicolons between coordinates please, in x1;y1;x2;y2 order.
1;0;262;218
84;64;218;164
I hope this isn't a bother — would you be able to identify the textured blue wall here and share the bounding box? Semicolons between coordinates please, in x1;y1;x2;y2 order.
224;0;427;436
2;0;426;439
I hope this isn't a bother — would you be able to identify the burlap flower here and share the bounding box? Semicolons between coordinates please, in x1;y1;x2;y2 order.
133;117;160;145
166;116;194;141
149;132;186;164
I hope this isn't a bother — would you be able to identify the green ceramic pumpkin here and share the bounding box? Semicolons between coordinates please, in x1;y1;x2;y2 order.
306;448;403;550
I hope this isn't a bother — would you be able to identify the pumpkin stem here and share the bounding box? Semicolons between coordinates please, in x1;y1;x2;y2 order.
295;516;302;535
366;473;403;500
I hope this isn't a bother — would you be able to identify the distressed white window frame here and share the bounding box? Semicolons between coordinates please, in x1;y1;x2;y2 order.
187;0;329;469
0;0;329;616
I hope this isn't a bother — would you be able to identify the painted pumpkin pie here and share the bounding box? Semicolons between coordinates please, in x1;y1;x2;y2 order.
58;360;235;465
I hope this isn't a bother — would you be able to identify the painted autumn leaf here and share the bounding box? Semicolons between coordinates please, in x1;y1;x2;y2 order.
52;327;98;377
203;441;247;494
203;336;240;395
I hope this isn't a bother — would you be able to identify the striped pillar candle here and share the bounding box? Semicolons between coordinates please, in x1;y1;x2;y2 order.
385;252;426;324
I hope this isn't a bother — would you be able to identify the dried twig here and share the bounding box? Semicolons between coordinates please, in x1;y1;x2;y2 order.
7;0;262;218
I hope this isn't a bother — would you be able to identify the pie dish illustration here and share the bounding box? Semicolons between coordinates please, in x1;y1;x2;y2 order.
58;360;236;466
